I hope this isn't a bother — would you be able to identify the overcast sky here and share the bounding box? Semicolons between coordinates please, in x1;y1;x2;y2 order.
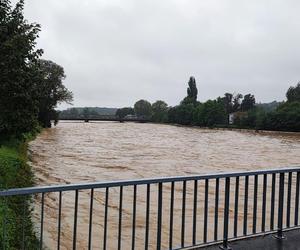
18;0;300;109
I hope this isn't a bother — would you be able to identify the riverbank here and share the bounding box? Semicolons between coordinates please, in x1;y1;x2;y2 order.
168;122;300;135
0;137;39;249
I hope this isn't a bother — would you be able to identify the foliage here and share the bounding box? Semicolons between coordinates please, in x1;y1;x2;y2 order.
134;99;152;118
256;101;281;112
59;107;117;119
151;100;168;122
0;1;71;136
241;94;255;111
36;59;73;127
286;82;300;102
193;100;227;127
0;0;42;137
116;107;135;119
181;76;198;105
0;138;39;249
168;104;195;125
264;102;300;132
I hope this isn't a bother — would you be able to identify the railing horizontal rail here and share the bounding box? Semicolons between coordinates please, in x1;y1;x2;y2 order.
1;167;300;196
1;166;300;250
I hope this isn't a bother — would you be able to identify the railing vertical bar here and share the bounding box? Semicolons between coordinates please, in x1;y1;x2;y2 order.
286;172;292;228
270;173;276;230
157;183;163;250
221;177;230;250
40;192;45;250
276;173;285;239
118;186;123;250
252;175;258;234
2;197;6;250
169;182;174;250
214;178;219;241
103;187;109;250
295;172;300;226
234;176;239;237
145;184;150;250
192;180;198;245
132;185;137;250
73;190;79;250
203;179;209;243
57;191;62;250
88;188;94;250
181;180;186;248
21;197;26;250
261;174;267;232
243;176;249;235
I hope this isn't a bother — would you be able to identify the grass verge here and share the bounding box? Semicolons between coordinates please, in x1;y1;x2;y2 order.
0;135;39;249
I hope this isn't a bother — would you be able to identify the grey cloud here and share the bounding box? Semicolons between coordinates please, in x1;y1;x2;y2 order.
18;0;300;108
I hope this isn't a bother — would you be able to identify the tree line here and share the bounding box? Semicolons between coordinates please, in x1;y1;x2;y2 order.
116;77;300;132
0;0;72;139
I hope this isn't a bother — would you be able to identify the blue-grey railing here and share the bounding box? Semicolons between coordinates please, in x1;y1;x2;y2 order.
1;167;300;249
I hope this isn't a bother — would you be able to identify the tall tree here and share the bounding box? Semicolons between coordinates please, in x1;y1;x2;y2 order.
232;93;243;112
286;82;300;102
241;94;255;111
36;59;73;127
222;93;233;114
151;100;168;122
181;76;198;105
187;76;198;101
134;100;152;118
0;0;43;137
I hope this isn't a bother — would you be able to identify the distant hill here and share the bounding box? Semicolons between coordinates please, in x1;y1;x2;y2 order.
256;101;282;112
59;107;118;119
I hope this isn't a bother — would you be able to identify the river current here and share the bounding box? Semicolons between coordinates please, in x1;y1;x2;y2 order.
29;122;300;249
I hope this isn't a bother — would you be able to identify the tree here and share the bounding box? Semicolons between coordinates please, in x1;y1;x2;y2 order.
116;107;134;119
70;108;79;118
36;59;73;127
83;108;90;119
151;100;168;122
181;76;198;105
286;82;300;102
187;76;198;100
193;100;226;127
134;99;152;118
0;0;43;137
222;93;233;114
232;93;243;112
167;104;195;125
265;102;300;132
241;94;255;111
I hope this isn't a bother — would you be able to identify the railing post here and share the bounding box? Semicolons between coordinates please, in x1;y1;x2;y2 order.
275;173;285;240
2;197;7;250
220;177;232;250
157;182;163;250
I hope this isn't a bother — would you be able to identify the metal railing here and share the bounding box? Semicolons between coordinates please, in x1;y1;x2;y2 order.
1;167;300;249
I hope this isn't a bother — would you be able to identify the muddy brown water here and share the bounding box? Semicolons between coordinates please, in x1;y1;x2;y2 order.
28;122;300;249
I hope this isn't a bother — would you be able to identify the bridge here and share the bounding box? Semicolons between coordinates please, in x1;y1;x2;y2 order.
1;167;300;249
58;116;150;123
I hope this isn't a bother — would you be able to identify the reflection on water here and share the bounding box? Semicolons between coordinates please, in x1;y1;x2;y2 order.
29;122;300;249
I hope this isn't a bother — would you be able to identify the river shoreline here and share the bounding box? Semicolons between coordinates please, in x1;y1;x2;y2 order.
163;122;300;135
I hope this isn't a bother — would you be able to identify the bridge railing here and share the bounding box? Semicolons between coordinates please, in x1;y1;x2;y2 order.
1;167;300;249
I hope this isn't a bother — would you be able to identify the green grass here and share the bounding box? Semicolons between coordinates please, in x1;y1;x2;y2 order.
0;137;39;249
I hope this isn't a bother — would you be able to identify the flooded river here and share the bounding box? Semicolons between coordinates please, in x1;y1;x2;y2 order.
29;122;300;249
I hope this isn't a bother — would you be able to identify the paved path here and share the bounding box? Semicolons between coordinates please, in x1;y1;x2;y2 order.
198;229;300;250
